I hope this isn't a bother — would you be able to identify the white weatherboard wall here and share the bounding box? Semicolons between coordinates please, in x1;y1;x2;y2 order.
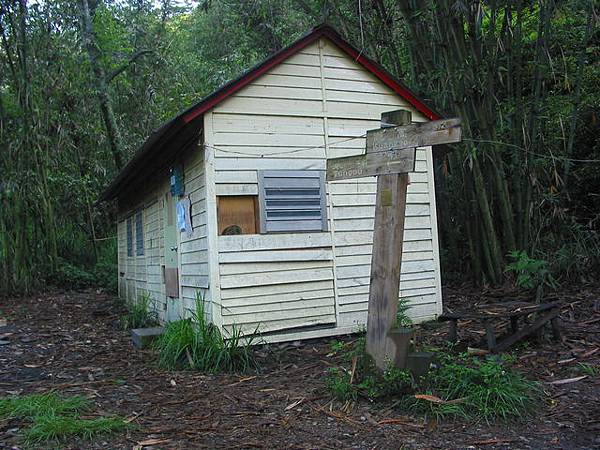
204;37;442;339
116;145;210;323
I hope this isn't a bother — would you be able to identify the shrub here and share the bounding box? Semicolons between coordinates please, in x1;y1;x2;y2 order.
155;293;258;373
48;258;95;290
395;297;413;328
120;293;159;330
505;250;557;290
93;239;118;292
326;367;357;401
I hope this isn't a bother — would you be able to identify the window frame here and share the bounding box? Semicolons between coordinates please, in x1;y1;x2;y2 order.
135;210;144;256
126;216;133;257
217;195;259;236
258;170;328;234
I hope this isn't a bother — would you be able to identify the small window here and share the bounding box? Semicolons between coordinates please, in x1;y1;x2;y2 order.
258;170;327;233
126;217;133;257
217;196;258;235
135;210;144;256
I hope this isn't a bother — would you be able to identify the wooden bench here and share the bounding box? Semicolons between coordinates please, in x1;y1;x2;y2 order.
438;300;562;353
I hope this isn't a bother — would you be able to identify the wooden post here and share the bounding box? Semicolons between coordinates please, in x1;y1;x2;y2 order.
325;112;461;369
366;110;412;369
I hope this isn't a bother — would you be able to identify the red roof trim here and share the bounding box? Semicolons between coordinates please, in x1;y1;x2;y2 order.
182;31;320;124
182;25;439;124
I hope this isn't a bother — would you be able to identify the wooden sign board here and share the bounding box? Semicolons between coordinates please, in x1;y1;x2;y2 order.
326;147;416;182
366;118;462;154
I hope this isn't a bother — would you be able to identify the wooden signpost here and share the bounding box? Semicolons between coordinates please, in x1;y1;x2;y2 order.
326;110;462;369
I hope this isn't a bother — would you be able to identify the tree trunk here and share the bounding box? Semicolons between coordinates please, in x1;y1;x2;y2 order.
79;0;124;170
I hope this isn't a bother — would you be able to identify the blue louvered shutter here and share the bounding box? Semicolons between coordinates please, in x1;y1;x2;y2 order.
126;217;133;257
258;171;327;233
135;210;144;256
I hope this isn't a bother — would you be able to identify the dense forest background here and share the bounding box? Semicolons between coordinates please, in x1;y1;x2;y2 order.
0;0;598;294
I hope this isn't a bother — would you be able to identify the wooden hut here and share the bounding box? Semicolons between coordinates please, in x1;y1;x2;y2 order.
99;25;443;342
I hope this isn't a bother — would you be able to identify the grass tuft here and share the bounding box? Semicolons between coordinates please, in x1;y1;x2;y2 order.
406;354;542;421
326;335;414;402
0;392;128;445
120;292;159;330
155;292;258;373
0;393;89;419
24;414;127;444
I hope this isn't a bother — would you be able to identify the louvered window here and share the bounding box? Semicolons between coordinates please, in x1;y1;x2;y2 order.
258;170;327;233
126;217;133;257
135;210;144;256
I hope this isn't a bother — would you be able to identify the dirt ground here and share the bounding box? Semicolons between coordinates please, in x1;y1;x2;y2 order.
1;284;599;450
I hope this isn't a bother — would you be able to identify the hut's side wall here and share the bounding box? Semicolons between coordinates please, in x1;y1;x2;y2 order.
179;147;211;318
204;37;442;340
116;145;210;322
319;41;442;327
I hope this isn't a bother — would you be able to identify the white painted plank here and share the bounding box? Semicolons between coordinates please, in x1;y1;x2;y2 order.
222;288;335;308
235;85;323;101
220;279;334;300
214;132;325;148
222;304;335;325
333;229;432;247
215;184;258;196
219;248;333;263
269;63;321;78
251;73;322;89
223;297;335;316
224;315;335;335
219;233;331;252
213;113;324;136
216;96;324;117
220;267;333;289
219;260;332;276
215;170;258;185
215;157;326;171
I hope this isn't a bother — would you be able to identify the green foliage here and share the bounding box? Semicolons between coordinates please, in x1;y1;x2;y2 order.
120;292;159;330
0;393;88;419
326;341;541;421
155;292;258;373
48;258;96;290
505;251;558;290
24;415;127;444
1;0;598;294
92;239;118;293
408;354;542;421
395;298;413;328
329;340;346;354
0;392;127;445
45;237;117;292
325;336;414;402
325;367;357;402
577;363;599;377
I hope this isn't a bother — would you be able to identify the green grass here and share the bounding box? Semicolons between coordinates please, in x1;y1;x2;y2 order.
0;392;128;445
120;292;159;330
577;362;599;377
0;393;88;419
406;354;542;421
325;339;542;422
325;335;414;402
155;293;259;373
24;414;127;444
